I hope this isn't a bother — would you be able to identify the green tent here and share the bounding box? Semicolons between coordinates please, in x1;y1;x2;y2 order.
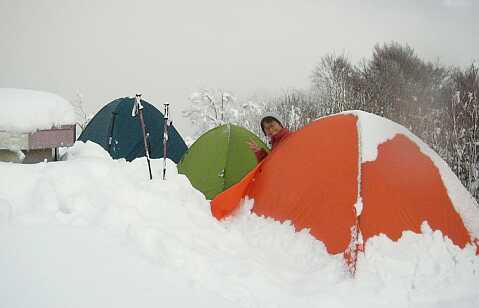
78;97;187;163
178;124;268;200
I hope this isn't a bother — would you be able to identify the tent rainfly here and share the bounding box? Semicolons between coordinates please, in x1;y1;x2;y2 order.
78;97;187;163
178;124;268;200
211;111;479;272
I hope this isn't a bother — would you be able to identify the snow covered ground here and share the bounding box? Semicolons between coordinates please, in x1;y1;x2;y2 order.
1;141;478;308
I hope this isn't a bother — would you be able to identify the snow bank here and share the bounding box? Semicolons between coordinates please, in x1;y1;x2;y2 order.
0;88;75;133
354;223;479;308
0;141;478;307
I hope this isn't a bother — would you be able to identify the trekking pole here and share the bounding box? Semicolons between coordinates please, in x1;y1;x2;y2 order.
133;94;153;180
162;103;170;180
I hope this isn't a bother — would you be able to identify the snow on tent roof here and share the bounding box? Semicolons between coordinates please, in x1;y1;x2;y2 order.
345;110;479;238
0;88;75;133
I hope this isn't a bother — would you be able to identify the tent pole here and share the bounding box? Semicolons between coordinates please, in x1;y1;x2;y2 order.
163;103;170;180
133;94;153;180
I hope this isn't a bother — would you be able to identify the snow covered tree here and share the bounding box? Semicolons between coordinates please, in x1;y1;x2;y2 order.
236;99;266;138
441;63;479;199
182;89;235;138
311;54;362;113
360;42;446;128
182;89;265;139
265;90;322;132
70;91;92;133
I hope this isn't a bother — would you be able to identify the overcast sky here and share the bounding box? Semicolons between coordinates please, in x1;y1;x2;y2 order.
1;0;478;136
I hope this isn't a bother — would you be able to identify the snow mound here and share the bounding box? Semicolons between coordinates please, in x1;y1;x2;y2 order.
0;142;478;307
62;141;112;161
354;224;479;308
0;88;75;133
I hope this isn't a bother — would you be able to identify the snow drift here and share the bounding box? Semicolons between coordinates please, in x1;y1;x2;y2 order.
0;140;478;307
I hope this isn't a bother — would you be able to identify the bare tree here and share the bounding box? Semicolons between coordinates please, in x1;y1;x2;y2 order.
311;54;361;113
263;89;323;131
441;63;479;198
182;88;264;139
182;89;235;137
70;91;92;133
360;42;446;128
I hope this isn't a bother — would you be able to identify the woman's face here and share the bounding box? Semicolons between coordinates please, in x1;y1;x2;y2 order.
263;121;283;137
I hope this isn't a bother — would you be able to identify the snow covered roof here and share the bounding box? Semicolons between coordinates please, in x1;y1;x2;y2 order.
0;88;75;133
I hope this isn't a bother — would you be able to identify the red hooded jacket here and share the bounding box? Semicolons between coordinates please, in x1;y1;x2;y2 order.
254;128;291;162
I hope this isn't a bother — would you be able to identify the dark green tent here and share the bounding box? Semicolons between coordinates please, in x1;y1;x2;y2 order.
78;97;187;162
177;124;268;200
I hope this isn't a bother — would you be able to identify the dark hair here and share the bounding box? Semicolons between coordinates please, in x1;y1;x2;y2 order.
260;116;283;135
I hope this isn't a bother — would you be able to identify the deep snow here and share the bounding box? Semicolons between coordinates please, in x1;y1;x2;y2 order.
1;141;478;307
0;88;75;133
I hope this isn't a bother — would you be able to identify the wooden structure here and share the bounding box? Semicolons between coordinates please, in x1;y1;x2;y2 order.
0;125;76;163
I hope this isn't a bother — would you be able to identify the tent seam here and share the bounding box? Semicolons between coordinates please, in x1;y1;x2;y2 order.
107;100;122;156
78;99;120;142
345;113;365;276
222;124;232;192
356;113;363;217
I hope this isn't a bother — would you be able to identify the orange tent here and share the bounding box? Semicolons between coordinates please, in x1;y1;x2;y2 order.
211;111;479;271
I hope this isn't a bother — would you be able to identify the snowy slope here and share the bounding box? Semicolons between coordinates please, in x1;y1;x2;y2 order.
0;88;75;133
0;141;478;308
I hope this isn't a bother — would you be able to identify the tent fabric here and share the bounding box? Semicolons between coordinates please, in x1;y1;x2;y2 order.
78;97;187;163
211;164;262;218
360;134;470;247
177;124;268;200
210;112;479;265
247;115;359;254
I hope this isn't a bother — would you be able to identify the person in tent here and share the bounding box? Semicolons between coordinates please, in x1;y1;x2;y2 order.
247;115;291;162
